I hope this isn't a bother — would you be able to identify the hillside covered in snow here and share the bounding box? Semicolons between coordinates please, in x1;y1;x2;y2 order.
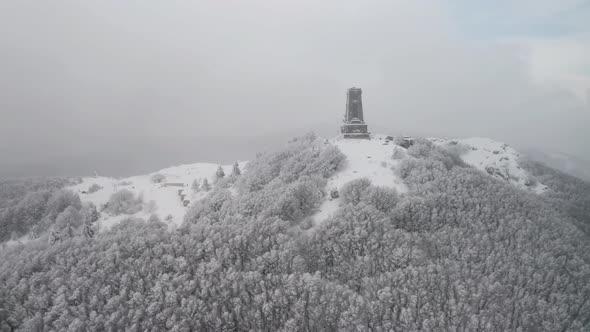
1;133;590;331
311;134;408;225
431;137;548;193
312;134;554;224
61;134;552;233
68;162;245;230
54;134;553;234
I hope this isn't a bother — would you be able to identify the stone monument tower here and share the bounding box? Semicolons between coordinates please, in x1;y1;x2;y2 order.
341;87;370;138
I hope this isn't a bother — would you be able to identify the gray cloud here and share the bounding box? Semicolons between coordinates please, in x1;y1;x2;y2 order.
1;0;588;177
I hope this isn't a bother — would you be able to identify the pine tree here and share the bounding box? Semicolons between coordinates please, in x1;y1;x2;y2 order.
83;203;100;225
191;179;200;193
49;230;60;244
231;162;241;177
55;206;82;237
83;223;94;239
202;179;211;192
216;166;225;179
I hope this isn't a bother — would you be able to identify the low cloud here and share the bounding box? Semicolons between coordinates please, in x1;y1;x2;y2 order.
0;0;588;177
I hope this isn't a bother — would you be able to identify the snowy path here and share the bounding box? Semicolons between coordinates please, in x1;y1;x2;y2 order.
312;135;408;225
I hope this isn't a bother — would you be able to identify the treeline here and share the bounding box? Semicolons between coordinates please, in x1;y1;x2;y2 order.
520;158;590;235
0;177;71;210
0;178;81;243
1;134;589;331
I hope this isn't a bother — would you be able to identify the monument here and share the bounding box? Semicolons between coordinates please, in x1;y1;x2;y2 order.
341;87;370;138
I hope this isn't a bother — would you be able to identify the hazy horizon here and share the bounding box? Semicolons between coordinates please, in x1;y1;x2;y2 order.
1;0;589;178
3;126;588;179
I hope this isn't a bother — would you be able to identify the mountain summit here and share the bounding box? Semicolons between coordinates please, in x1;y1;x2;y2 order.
1;132;589;331
66;134;549;232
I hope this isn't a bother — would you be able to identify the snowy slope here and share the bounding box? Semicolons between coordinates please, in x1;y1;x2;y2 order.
312;134;408;225
68;162;246;230
69;135;545;232
431;137;548;193
312;134;548;227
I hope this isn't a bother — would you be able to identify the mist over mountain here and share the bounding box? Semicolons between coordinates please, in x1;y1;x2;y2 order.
1;1;589;330
2;1;590;179
0;134;290;179
523;148;590;182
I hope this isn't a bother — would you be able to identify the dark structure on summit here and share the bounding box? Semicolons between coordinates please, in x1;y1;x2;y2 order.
341;87;370;138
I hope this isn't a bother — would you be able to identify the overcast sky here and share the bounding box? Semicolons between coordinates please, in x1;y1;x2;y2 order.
1;0;589;177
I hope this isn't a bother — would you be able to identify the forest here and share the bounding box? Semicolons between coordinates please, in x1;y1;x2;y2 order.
1;134;589;331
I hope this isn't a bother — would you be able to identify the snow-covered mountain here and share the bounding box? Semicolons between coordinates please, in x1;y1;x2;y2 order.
312;134;408;225
68;162;245;230
6;133;587;332
69;135;547;231
431;137;548;194
312;134;547;225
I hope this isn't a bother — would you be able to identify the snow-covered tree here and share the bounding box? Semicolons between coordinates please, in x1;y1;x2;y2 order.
87;183;103;193
54;206;82;238
392;147;405;160
151;173;166;184
216;166;225;180
147;214;161;224
201;178;211;192
104;189;142;215
231;162;241;177
82;203;100;225
45;189;82;221
48;229;60;244
83;223;94;239
340;177;372;205
191;179;200;193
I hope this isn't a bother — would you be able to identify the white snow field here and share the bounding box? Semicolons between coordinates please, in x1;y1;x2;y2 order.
431;137;548;193
69;162;246;230
312;134;409;225
311;134;548;227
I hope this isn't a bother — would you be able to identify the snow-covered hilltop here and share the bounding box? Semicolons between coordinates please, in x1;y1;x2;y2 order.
69;135;547;232
431;137;548;193
312;134;408;224
68;162;245;230
311;134;547;225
